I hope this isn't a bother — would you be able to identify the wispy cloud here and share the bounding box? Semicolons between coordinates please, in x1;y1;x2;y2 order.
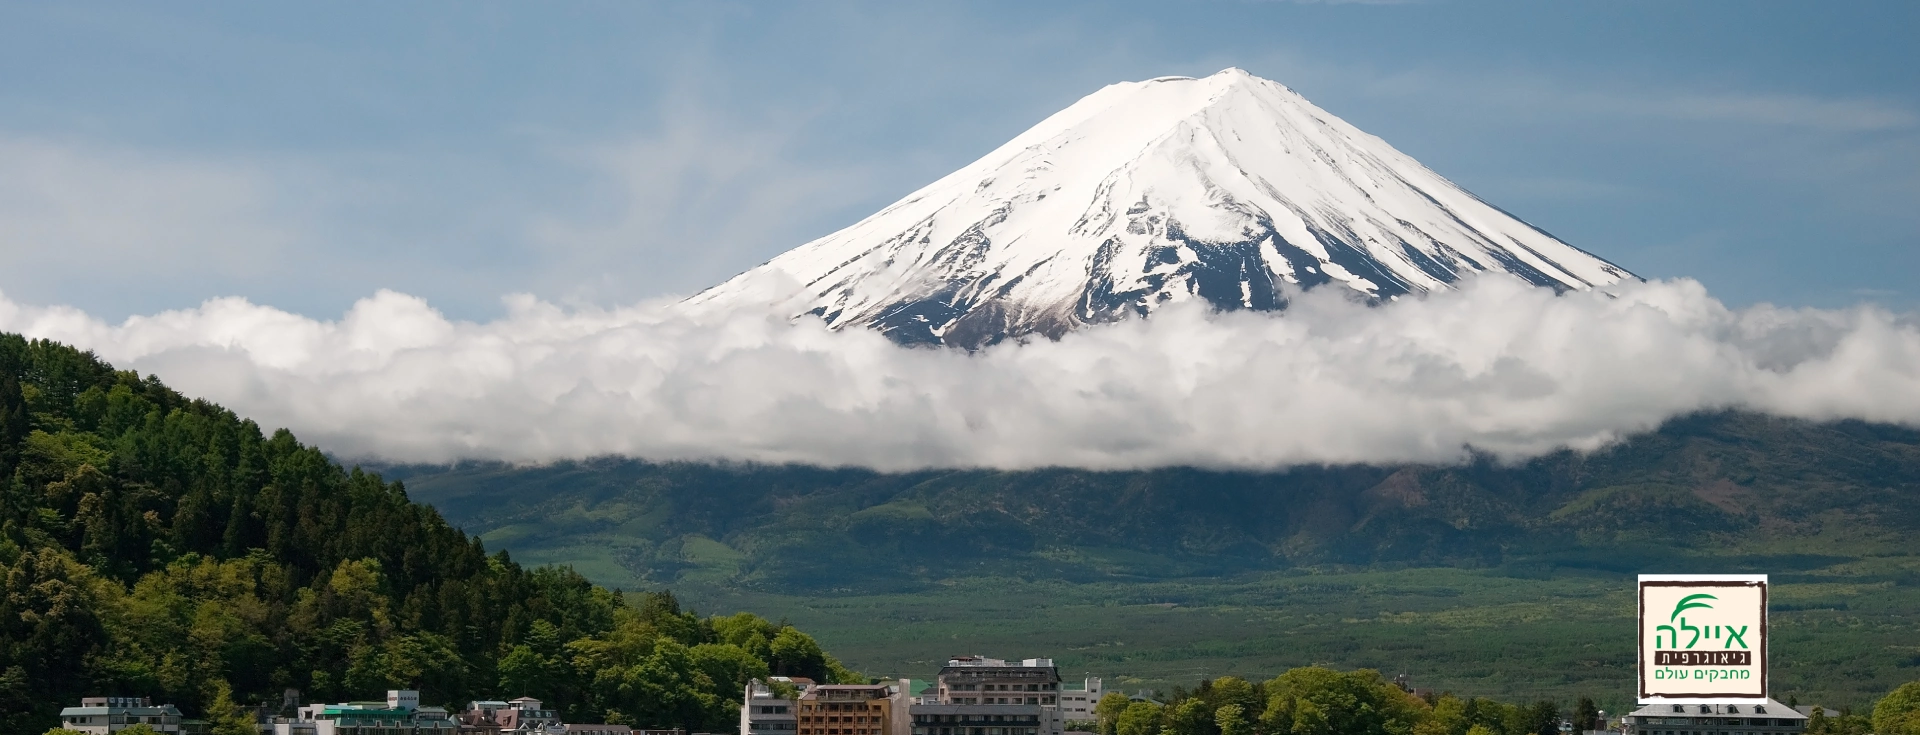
526;104;883;305
5;277;1916;471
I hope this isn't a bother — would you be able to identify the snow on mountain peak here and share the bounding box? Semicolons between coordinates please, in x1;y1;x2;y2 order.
688;70;1634;348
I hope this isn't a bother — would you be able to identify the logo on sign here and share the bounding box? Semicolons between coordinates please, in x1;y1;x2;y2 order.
1638;575;1767;702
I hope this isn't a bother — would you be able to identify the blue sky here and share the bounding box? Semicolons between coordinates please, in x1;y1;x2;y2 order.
3;0;1916;322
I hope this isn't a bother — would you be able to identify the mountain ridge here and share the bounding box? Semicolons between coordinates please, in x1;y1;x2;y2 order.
389;410;1920;594
689;69;1633;347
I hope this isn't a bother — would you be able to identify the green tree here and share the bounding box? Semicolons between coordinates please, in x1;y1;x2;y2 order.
1422;696;1469;735
769;627;828;680
1117;701;1165;735
1208;678;1260;719
711;612;777;660
690;643;772;697
1874;681;1920;735
1169;699;1218;735
1095;692;1134;735
1291;699;1331;735
616;640;721;729
500;644;554;697
206;679;258;735
1261;667;1425;735
1216;704;1252;735
1519;701;1559;735
1807;708;1871;735
1573;699;1599;733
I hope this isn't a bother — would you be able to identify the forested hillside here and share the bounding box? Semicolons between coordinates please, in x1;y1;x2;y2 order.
0;334;859;734
393;412;1920;592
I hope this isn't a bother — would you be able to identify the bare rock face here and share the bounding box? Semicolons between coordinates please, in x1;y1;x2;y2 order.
688;68;1632;348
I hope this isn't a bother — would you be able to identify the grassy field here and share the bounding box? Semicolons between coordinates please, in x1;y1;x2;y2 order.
520;555;1914;714
453;502;1920;714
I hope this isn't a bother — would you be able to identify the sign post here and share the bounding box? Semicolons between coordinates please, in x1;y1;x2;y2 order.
1637;574;1768;704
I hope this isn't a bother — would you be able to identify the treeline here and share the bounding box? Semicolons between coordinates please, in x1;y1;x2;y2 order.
1086;669;1587;735
1805;682;1920;735
0;335;859;734
1084;668;1920;735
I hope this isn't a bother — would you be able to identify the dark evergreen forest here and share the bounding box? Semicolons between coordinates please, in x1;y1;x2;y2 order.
0;334;859;734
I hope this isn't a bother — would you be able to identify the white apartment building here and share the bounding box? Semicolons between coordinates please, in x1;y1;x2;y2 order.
743;679;801;735
1057;678;1103;724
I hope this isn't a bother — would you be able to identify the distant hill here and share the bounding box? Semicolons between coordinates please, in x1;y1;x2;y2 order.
390;411;1920;593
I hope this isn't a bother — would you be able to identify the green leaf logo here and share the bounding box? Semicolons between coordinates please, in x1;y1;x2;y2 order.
1670;593;1717;621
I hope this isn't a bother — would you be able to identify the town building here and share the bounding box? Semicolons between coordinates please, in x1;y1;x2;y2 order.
1056;679;1102;724
796;684;901;735
909;704;1047;735
743;679;800;735
931;658;1060;708
1623;700;1806;735
455;697;575;734
561;725;634;735
923;657;1063;735
290;690;458;735
497;697;565;733
264;690;624;735
58;697;186;734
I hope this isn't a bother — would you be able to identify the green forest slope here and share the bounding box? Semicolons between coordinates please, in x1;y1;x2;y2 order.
394;413;1920;593
389;415;1920;708
0;335;859;734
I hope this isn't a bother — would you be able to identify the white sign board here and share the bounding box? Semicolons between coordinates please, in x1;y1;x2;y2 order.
1638;574;1768;703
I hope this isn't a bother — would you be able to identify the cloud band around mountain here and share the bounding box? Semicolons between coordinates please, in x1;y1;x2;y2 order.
4;276;1916;471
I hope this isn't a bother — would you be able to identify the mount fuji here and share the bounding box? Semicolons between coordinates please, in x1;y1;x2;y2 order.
689;68;1633;348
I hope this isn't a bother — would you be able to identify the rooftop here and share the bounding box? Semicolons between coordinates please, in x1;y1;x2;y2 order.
1626;700;1804;720
943;657;1055;668
911;704;1048;716
60;705;182;717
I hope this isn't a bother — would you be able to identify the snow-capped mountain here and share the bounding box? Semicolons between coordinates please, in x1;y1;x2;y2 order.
689;68;1632;347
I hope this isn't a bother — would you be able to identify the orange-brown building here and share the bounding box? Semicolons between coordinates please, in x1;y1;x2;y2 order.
796;685;902;735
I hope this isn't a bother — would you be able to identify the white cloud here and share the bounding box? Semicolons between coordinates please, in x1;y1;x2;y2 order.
4;276;1917;471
